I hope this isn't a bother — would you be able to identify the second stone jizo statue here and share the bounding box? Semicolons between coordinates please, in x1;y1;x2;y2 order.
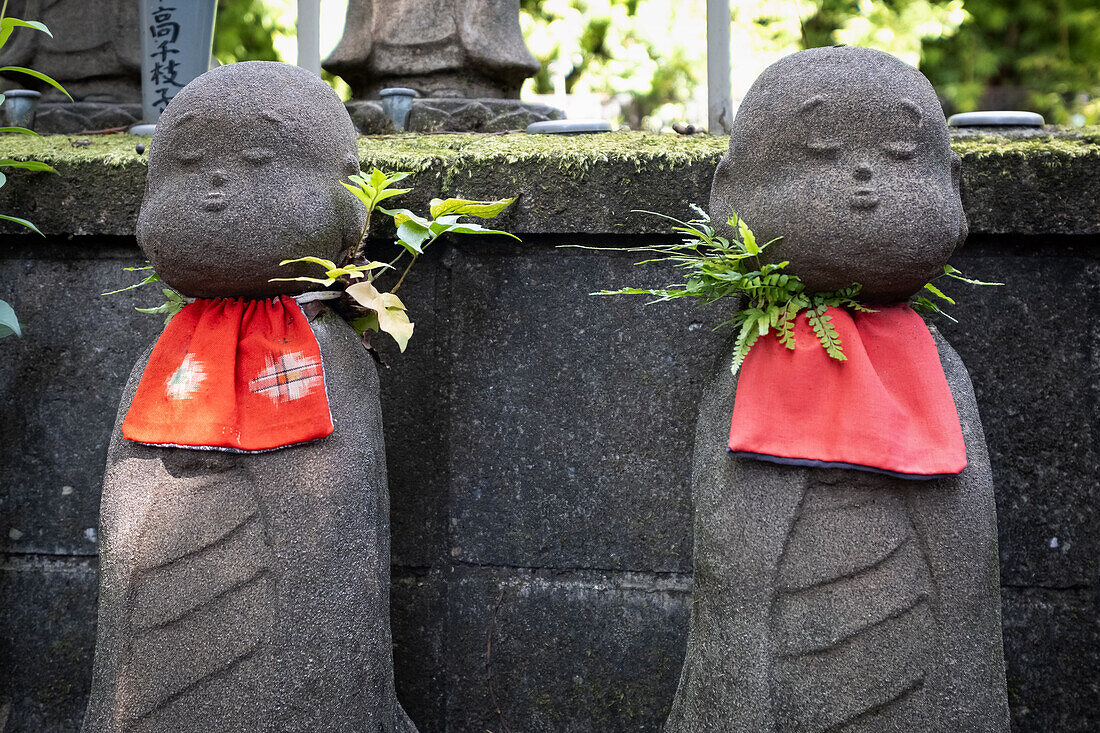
82;61;417;732
664;47;1011;732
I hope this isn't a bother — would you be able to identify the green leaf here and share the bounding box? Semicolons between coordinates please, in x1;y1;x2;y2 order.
396;220;432;254
942;265;1003;286
806;307;846;361
737;217;758;254
278;255;339;271
0;126;39;136
0;66;72;100
776;302;798;349
923;282;956;304
102;271;161;295
429;197;515;219
431;221;521;240
0;159;56;173
379;207;430;229
340;181;372;208
349;312;380;336
0;298;21;338
0;19;51;51
268;275;337;286
0;213;42;235
346;281;415;352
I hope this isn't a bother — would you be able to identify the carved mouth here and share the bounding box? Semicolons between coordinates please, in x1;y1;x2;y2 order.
202;193;227;212
849;188;879;210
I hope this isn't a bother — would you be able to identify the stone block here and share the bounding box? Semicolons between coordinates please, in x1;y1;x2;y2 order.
391;570;448;732
445;566;690;732
373;252;451;568
447;245;719;572
0;556;97;733
940;241;1099;590
0;244;160;556
1002;587;1100;732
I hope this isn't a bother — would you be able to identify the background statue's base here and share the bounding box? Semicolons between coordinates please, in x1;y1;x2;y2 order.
347;98;564;134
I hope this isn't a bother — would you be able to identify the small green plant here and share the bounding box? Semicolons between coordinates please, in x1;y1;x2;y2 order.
0;1;72;339
584;206;999;371
108;169;519;355
274;168;517;353
102;266;186;324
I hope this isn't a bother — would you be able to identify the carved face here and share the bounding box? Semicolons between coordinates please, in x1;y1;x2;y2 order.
137;62;364;299
710;47;966;303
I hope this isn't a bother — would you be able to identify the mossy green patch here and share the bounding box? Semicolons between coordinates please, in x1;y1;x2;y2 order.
2;127;1096;173
950;126;1100;160
0;133;148;167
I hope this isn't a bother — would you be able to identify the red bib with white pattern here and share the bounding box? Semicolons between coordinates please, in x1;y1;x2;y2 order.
728;304;966;479
122;296;333;452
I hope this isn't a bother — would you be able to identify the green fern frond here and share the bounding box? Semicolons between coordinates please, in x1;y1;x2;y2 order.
807;306;846;362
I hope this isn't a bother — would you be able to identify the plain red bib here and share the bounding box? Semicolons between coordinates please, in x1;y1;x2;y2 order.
728;304;966;479
122;296;334;452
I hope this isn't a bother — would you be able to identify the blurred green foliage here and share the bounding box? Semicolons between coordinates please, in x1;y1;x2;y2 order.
213;0;290;65
921;0;1100;124
213;0;1098;127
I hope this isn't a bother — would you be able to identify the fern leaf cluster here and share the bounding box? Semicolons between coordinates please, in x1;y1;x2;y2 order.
583;207;1000;372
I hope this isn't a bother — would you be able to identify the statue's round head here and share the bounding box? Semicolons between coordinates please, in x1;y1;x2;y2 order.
710;46;966;302
137;61;365;298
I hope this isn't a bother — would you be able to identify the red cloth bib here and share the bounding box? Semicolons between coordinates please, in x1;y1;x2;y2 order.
122;296;333;452
728;304;966;479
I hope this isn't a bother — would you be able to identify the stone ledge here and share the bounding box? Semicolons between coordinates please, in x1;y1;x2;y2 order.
0;128;1096;238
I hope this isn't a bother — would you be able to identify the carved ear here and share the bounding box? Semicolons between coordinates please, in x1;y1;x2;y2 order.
344;153;360;179
951;151;968;247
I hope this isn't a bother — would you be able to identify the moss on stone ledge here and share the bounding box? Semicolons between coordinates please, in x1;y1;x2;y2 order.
0;127;1096;172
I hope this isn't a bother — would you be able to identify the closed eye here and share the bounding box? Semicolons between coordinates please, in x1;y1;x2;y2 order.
883;141;918;159
241;147;275;165
806;139;842;155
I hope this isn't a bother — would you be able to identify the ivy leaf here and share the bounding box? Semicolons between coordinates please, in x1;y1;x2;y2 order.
346;280;415;352
429;197;515;219
430;220;521;240
380;207;431;230
396;220;431;254
0;298;21;338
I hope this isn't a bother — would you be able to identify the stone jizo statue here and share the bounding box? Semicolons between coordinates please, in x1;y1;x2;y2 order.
325;0;540;99
664;47;1010;732
82;61;417;733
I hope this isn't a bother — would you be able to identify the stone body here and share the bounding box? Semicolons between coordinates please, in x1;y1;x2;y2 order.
665;47;1010;732
0;0;141;102
325;0;540;100
81;61;417;732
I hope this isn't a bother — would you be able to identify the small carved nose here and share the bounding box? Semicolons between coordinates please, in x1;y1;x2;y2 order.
853;163;873;181
211;169;228;187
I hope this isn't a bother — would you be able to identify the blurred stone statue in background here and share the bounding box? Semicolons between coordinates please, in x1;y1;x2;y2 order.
0;0;142;131
325;0;561;132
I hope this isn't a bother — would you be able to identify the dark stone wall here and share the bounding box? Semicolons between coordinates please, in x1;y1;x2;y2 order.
1;231;1096;733
1;131;1098;731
